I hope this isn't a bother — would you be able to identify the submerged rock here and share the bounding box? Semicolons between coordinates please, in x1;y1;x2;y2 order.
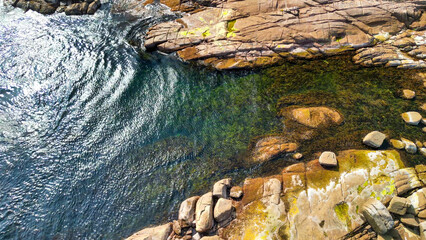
390;139;405;150
280;106;343;128
11;0;101;15
251;136;298;162
402;89;416;100
361;199;394;234
363;131;387;148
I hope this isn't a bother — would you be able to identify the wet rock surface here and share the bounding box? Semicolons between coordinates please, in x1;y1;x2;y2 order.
138;0;425;69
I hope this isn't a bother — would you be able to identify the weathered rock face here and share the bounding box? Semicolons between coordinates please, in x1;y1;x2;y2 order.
361;199;394;234
11;0;101;15
127;223;172;240
251;136;298;162
280;106;343;128
220;150;405;239
141;0;425;69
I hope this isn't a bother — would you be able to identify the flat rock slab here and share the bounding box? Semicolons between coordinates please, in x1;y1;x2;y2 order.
126;223;172;240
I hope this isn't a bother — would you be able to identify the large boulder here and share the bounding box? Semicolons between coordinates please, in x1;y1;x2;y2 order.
361;199;394;234
251;136;298;162
214;198;233;222
179;196;200;225
126;223;172;240
212;178;231;199
280;107;343;128
195;192;214;233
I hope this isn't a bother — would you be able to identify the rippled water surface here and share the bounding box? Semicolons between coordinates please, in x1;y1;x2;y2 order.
0;4;282;239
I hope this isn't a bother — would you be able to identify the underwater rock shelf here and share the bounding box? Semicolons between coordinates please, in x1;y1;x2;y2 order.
126;150;426;240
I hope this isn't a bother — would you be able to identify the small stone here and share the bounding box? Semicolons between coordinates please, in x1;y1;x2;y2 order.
319;151;337;167
212;178;231;198
401;112;422;125
388;196;409;215
292;153;303;160
420;148;426;157
363;131;387;148
361;199;394;234
416;141;424;148
423;127;426;133
400;214;419;228
390;139;405;150
421;103;426;111
213;198;233;222
192;232;201;240
401;138;417;154
402;89;416;99
229;186;243;199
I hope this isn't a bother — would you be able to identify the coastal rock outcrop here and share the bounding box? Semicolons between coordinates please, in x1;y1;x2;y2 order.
139;0;425;69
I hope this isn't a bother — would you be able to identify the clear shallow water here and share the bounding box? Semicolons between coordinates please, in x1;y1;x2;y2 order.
0;5;281;239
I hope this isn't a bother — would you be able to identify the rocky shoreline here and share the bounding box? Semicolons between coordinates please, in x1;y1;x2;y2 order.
115;0;426;70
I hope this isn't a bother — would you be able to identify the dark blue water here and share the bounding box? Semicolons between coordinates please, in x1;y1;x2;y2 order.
0;4;282;239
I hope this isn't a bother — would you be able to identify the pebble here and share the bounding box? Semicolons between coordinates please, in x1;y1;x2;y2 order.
402;89;416;99
420;148;426;157
416;140;423;148
421;103;426;111
401;112;422;125
423;127;426;133
390;139;405;150
401;138;417;154
292;153;303;160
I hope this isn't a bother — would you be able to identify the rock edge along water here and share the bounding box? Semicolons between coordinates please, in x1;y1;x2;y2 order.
134;0;426;69
126;150;426;240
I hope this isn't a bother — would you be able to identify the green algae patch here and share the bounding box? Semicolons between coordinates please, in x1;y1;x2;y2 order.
227;20;237;38
334;202;351;229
